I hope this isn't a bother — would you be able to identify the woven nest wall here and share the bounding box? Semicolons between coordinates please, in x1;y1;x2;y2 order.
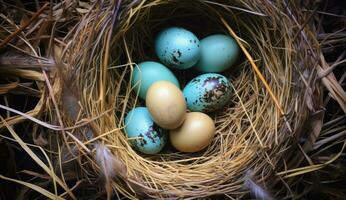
49;1;323;198
1;0;324;199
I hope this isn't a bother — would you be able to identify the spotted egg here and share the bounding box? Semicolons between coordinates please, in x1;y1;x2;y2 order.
155;27;201;70
183;73;232;113
124;107;167;154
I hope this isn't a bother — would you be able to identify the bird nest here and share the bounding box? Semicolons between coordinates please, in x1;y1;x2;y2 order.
1;0;323;199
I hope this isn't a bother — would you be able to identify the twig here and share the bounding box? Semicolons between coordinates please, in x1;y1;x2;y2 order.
0;3;49;49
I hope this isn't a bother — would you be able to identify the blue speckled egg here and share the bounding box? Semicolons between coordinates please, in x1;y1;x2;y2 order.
195;34;239;72
124;107;167;154
131;61;180;99
183;73;232;113
155;27;201;70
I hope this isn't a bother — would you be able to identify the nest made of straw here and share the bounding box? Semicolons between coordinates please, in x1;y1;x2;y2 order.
50;1;325;198
4;0;324;199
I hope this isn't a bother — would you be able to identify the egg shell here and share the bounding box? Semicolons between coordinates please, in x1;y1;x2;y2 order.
183;73;232;113
170;112;215;153
195;34;239;72
155;27;201;70
131;61;180;99
146;81;186;129
124;107;167;154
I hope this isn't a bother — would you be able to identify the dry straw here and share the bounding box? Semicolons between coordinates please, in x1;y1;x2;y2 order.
0;0;330;199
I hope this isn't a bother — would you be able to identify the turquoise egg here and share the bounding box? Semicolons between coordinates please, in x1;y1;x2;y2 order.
183;73;232;113
155;27;201;70
124;107;167;154
195;34;239;72
131;61;180;99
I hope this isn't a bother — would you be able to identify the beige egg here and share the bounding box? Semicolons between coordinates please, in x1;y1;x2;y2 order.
146;81;186;129
170;112;215;153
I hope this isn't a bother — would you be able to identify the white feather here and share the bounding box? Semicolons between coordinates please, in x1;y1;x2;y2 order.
244;170;274;200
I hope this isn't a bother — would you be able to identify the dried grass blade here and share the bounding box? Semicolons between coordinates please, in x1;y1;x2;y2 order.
0;116;76;199
0;3;49;48
277;140;346;178
0;69;44;81
230;84;264;146
221;17;286;117
0;104;60;130
0;174;63;200
0;78;19;94
205;1;266;16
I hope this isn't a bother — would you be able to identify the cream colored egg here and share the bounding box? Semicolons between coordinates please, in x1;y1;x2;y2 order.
170;112;215;153
146;81;186;129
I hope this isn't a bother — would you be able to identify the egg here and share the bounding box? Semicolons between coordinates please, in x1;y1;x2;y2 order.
131;61;180;99
124;107;167;154
146;81;186;129
170;112;215;153
195;34;239;72
155;27;201;70
183;73;232;113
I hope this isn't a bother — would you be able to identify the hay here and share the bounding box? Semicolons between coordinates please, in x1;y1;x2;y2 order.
0;0;335;199
52;0;322;199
